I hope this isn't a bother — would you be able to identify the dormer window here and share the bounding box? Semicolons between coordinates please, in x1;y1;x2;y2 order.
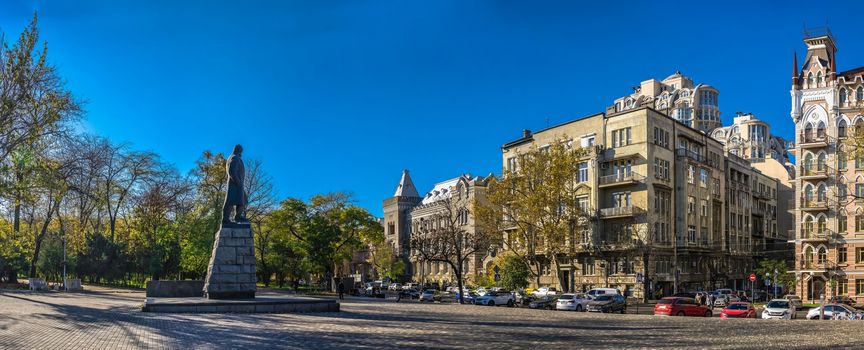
807;72;813;87
841;88;848;104
817;71;823;87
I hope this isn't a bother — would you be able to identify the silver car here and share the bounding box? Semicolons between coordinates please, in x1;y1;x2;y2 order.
761;299;795;320
556;293;592;312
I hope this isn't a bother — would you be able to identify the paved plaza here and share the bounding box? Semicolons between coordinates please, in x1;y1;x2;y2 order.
0;289;862;349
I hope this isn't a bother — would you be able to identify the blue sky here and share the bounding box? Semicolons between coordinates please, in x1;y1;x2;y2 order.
2;1;863;216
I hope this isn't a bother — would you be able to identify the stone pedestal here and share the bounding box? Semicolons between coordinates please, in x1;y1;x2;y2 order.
203;223;257;299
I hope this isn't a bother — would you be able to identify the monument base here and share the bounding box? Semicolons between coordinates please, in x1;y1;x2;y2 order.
141;295;340;313
203;224;257;299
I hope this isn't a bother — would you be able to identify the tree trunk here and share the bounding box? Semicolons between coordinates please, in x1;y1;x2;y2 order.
13;171;22;233
29;212;53;277
553;256;566;292
455;263;465;304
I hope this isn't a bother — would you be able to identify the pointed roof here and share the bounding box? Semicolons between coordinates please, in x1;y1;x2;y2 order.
792;50;799;84
394;169;420;198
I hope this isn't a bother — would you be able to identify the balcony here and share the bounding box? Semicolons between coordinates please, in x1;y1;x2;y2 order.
799;198;829;211
800;229;832;241
798;132;832;149
598;172;645;188
799;165;832;180
599;205;642;219
751;207;765;217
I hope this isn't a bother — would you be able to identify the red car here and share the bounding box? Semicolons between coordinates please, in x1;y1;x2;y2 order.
654;297;713;317
720;302;756;319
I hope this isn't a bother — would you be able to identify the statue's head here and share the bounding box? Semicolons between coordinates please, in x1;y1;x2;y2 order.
233;144;243;156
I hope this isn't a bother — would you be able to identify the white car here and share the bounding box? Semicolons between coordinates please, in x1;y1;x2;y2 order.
474;291;515;307
388;283;402;291
587;288;619;297
532;287;559;298
806;304;861;320
761;299;796;319
475;287;488;296
556;293;593;311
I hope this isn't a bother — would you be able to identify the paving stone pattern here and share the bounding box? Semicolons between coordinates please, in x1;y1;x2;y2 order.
1;290;863;349
203;226;256;299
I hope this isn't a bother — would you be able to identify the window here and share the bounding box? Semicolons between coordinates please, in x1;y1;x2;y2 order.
582;258;595;275
687;165;695;184
841;89;848;104
858;86;864;101
688;196;695;214
838;279;848;296
857;215;864;232
577;196;589;212
807;72;813;87
655;259;670;274
507;157;517;172
857;280;864;295
581;135;596;147
611;127;632;147
818;247;827;264
838;150;847;169
612;192;631;208
839;247;848;264
577;162;589;183
700;169;709;187
839;213;848;233
611;159;632;176
857;184;864;198
858;247;864;263
687;225;696;243
701;200;708;217
653;127;670;148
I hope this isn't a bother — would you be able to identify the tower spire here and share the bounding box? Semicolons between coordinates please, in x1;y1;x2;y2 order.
792;49;799;86
393;169;420;198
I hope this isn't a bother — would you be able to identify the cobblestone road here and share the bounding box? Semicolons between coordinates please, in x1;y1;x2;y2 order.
0;290;861;349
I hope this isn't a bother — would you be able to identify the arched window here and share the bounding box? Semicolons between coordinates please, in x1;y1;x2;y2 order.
818;247;827;264
841;88;848;104
804;216;814;237
817;184;827;202
817;153;827;171
839;119;848;138
804;246;814;266
839;210;848;232
804;184;814;203
817;71;823;86
858;86;864;101
817;121;826;138
807;72;814;87
818;215;827;234
803;153;814;173
838;149;848;169
803;122;813;142
839;183;848;199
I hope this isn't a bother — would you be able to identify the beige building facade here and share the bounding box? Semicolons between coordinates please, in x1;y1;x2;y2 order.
791;28;864;303
502;107;779;298
609;72;721;132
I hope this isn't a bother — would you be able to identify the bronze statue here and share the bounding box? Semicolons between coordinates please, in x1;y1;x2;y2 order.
223;144;247;224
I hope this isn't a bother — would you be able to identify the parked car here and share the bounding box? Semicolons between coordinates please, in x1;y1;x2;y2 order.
401;288;421;299
672;292;697;299
587;294;627;313
419;289;439;302
532;287;559;298
761;299;796;319
402;283;418;291
830;295;857;308
455;292;478;304
388;283;402;291
528;295;558;310
587;288;619;297
784;295;803;310
474;291;516;307
654;297;712;317
474;287;488;296
556;293;592;312
720;302;756;319
806;304;862;320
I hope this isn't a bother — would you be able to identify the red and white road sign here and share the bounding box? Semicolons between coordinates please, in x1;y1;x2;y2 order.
749;273;757;282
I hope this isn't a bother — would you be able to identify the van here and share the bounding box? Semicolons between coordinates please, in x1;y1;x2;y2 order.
587;288;619;297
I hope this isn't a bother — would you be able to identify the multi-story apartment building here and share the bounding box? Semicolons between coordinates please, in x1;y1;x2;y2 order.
501;107;779;299
609;71;721;132
791;28;864;303
382;171;492;285
711;113;795;261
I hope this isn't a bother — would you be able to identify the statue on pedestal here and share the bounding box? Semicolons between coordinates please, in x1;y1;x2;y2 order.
223;144;247;224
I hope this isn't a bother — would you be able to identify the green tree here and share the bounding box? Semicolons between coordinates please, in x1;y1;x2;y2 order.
368;240;404;280
476;139;589;289
498;255;530;291
755;259;795;294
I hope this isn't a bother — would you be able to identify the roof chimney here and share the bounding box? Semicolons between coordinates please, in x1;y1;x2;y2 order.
523;129;532;138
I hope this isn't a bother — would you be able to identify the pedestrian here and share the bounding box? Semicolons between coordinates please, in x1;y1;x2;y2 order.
338;280;345;300
708;293;715;308
696;292;703;306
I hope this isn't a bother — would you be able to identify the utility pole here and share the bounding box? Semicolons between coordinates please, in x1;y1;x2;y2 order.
62;237;67;292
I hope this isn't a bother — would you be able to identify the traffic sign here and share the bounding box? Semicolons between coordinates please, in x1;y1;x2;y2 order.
749;273;756;282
